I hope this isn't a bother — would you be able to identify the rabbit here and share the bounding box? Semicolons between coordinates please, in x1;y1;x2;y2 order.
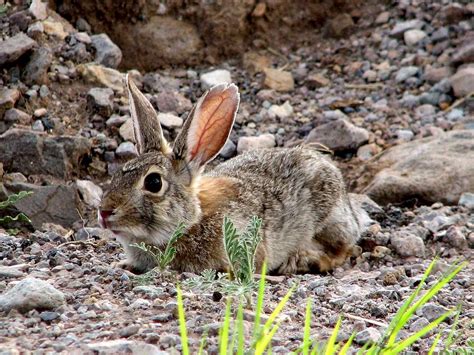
98;74;368;275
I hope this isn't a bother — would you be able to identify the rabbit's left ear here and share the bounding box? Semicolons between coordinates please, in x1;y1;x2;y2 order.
126;74;170;155
173;83;239;170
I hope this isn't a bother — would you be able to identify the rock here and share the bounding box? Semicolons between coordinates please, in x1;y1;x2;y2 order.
355;328;381;345
452;42;474;65
237;134;276;153
3;109;31;125
119;16;202;71
445;226;467;249
34;108;48;118
0;265;26;278
42;17;68;40
28;0;48;20
423;67;453;84
0;89;21;117
396;129;414;142
86;340;164;355
6;182;81;228
158;113;183;129
32;120;45;131
458;192;474;209
0;129;90;179
152;91;192;115
22;47;53;85
39;311;60;322
305;119;369;152
431;27;449;43
77;63;124;93
363;70;377;82
219;140;237;159
437;3;472;25
363;130;474;205
0;32;37;66
27;22;44;39
375;11;390;25
116;142;138;159
326;13;354;38
422;303;449;322
357;143;380;161
119;119;135;142
106;114;129;128
395;66;419;82
268;101;293;119
404;29;427;46
119;325;140;338
410;317;429;332
450;68;474;98
242;51;271;74
390;19;425;38
263;68;294;92
91;33;122;69
200;69;232;89
87;88;114;117
306;73;330;88
76;180;103;208
391;231;425;257
415;104;436;118
0;278;65;313
446;108;464;122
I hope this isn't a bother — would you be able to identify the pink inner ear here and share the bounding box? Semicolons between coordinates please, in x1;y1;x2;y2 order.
188;85;239;165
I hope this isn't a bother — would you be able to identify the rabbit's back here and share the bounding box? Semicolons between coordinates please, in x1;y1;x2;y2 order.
204;147;360;273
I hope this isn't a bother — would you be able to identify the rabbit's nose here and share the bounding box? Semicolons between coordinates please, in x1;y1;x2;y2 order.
98;209;113;228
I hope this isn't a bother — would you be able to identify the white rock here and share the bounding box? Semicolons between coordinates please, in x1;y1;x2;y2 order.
237;134;276;153
29;0;48;20
458;192;474;209
355;328;382;345
200;69;232;89
404;29;427;46
86;340;164;355
0;278;65;313
268;101;293;119
158;112;183;128
116;142;138;159
119;119;135;142
450;67;474;98
76;180;103;208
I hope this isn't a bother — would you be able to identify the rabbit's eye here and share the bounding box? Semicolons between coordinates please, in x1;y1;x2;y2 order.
144;173;162;193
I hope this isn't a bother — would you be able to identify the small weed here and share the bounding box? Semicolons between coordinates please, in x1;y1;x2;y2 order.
0;191;33;226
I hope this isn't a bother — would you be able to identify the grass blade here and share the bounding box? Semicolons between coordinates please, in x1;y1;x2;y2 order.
338;333;355;355
219;298;232;355
324;317;342;355
197;328;208;355
427;332;442;355
302;299;312;355
236;302;245;355
254;262;267;339
255;323;281;355
176;286;189;355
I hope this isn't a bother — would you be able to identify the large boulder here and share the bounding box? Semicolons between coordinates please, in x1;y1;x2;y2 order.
0;129;90;179
362;130;474;205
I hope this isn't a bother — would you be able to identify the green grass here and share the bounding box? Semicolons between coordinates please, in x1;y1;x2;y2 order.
0;191;33;226
176;258;467;354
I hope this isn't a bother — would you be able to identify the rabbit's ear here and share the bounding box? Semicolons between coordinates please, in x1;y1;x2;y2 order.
125;74;170;155
173;83;239;170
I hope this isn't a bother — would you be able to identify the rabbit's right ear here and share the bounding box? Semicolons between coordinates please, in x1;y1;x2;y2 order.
125;74;170;155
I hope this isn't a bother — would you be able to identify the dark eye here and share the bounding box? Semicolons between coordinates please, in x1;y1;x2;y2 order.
144;173;162;193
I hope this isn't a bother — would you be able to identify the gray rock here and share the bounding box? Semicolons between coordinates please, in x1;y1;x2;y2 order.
133;286;165;298
76;180;103;208
415;104;436;118
0;88;21;116
27;21;44;39
119;119;135;142
355;328;381;345
458;192;474;209
0;32;37;66
445;226;467;249
87;88;114;117
119;325;140;338
91;33;122;69
410;317;429;332
75;227;105;241
4;109;31;125
390;19;425;38
452;42;474;65
396;129;414;142
0;129;90;179
6;182;81;228
116;142;138;159
152;91;192;115
32;120;45;131
237;134;276;153
391;231;425;257
22;47;53;85
219;139;237;159
0;264;26;278
395;66;419;82
422;303;449;322
423;67;453;84
0;277;65;313
431;27;449;43
28;0;48;20
446;108;464;122
404;29;427;46
305;119;369;152
158;113;183;129
363;130;474;205
450;68;474;98
106;114;129;128
86;340;164;355
200;69;232;89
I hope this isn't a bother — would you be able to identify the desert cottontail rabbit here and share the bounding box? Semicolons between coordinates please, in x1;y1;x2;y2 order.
99;75;367;274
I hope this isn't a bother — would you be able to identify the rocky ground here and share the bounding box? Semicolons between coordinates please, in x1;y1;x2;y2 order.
0;0;473;353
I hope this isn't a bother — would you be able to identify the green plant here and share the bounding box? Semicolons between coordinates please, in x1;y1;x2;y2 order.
130;222;185;271
176;258;466;354
184;216;263;303
0;191;33;225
